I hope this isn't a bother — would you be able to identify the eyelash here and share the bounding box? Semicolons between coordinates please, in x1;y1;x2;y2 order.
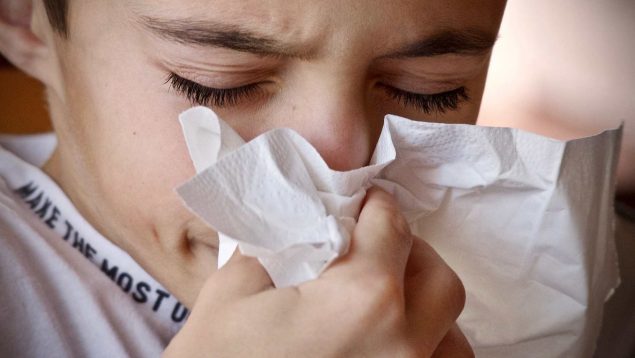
379;84;469;114
166;73;263;107
167;72;469;114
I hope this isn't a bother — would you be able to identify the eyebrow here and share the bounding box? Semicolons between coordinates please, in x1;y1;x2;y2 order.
140;16;308;57
385;29;497;58
140;16;496;59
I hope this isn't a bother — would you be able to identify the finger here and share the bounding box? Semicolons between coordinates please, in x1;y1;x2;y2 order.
196;251;273;307
405;239;467;348
326;187;412;280
431;324;474;358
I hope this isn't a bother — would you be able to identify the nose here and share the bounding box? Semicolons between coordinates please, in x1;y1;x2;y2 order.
291;102;374;171
272;78;381;172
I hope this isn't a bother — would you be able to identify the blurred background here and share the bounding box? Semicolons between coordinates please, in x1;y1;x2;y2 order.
478;0;635;203
0;54;50;133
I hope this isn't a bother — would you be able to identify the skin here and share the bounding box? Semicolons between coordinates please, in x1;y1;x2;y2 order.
1;0;506;355
478;0;635;201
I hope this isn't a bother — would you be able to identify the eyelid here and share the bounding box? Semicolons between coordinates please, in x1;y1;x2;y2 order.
161;54;282;78
166;72;469;114
166;72;265;107
373;56;489;81
378;83;463;96
168;70;266;89
378;83;470;114
161;57;282;91
373;73;465;94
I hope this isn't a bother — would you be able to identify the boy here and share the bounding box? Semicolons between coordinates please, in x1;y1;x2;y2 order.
1;0;507;356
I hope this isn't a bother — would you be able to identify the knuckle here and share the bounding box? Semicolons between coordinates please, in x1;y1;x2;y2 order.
462;346;476;358
200;268;233;297
401;343;427;358
377;209;413;257
228;254;263;275
367;189;410;237
351;272;404;321
450;270;466;306
441;268;467;317
430;330;475;358
394;339;433;358
385;207;411;238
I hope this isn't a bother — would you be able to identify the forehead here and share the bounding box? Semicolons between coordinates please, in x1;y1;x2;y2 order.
123;0;505;43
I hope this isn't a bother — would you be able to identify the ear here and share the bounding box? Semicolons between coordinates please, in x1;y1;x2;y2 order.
0;0;57;85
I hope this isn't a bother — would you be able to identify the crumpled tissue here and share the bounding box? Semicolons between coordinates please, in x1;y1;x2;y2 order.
176;106;622;357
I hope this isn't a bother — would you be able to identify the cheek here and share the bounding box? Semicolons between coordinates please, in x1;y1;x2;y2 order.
93;106;196;227
61;2;196;211
65;57;197;233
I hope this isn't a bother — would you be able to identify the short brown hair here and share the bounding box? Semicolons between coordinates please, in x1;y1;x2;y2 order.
43;0;68;37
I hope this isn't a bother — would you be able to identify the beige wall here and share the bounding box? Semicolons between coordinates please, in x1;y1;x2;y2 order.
0;60;51;134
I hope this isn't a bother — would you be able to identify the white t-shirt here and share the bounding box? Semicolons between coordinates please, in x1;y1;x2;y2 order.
0;134;185;358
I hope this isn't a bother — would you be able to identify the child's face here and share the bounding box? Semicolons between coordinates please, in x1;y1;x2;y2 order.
42;0;505;305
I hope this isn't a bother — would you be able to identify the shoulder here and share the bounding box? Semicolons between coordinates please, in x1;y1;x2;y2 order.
0;141;180;357
0;180;169;358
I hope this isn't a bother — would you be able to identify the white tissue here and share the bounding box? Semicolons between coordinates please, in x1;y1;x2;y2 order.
176;106;621;357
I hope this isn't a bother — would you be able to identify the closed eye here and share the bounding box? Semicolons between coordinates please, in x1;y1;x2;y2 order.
166;72;264;107
167;72;469;115
378;84;469;114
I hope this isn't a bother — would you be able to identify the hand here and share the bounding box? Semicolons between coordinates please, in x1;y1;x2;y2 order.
163;187;472;357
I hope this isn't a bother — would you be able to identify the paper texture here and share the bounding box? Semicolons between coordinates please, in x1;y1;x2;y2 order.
176;106;621;357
